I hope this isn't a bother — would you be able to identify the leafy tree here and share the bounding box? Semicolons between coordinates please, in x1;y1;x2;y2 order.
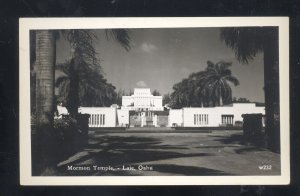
169;78;192;108
152;89;161;96
220;27;279;152
162;93;171;106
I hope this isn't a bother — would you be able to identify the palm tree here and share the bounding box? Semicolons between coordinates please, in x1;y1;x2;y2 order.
31;29;130;174
220;27;279;152
201;61;239;106
34;30;56;130
169;61;239;109
56;59;117;108
63;29;130;118
31;30;58;175
61;30;100;118
170;79;190;108
189;71;210;107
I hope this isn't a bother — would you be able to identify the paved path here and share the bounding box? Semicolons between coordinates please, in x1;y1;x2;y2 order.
57;130;280;176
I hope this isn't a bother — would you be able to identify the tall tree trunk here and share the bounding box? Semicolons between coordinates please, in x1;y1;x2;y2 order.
34;30;56;175
219;86;223;106
263;28;280;152
67;58;79;119
35;30;56;130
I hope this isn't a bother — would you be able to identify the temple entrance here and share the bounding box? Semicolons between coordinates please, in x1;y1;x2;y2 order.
129;110;155;127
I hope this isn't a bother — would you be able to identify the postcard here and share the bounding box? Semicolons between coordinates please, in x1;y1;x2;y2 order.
19;17;289;185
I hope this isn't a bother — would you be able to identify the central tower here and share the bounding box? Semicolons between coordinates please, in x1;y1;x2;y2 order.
122;88;163;111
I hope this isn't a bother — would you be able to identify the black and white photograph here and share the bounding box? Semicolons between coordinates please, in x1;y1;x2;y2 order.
19;17;289;185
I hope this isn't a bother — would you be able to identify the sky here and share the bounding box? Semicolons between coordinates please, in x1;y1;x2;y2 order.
56;28;265;103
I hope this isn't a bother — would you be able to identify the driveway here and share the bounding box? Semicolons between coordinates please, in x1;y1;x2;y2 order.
57;130;280;176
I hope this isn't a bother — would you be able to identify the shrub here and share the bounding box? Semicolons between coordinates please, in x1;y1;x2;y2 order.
52;116;84;160
54;116;78;140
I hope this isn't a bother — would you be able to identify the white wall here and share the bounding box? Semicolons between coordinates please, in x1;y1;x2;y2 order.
183;107;221;127
169;109;183;127
78;103;265;128
153;96;163;108
117;108;129;126
79;107;116;127
182;103;265;127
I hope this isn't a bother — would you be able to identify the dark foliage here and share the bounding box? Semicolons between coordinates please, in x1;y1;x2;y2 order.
169;61;239;108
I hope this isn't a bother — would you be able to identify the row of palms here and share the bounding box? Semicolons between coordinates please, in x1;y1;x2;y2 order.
169;61;239;109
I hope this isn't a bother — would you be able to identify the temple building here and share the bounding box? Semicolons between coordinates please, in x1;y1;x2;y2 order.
75;88;265;128
122;88;163;111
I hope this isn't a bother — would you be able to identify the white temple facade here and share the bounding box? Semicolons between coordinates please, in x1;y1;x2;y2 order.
78;103;265;128
73;88;265;128
122;88;163;111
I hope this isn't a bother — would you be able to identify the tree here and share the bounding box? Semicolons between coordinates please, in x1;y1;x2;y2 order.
56;59;117;107
169;61;239;109
189;70;212;107
62;29;130;118
162;93;171;106
62;30;100;118
152;89;161;96
202;61;239;106
220;27;280;152
31;29;130;174
31;30;57;175
169;78;192;108
34;30;56;130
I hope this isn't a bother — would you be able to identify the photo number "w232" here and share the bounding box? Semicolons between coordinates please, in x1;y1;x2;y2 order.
259;165;272;170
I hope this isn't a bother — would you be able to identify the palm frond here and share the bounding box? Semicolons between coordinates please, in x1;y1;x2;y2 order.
220;27;264;64
225;76;240;86
105;29;131;51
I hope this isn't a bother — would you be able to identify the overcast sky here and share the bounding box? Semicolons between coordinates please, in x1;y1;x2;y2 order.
56;28;265;102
